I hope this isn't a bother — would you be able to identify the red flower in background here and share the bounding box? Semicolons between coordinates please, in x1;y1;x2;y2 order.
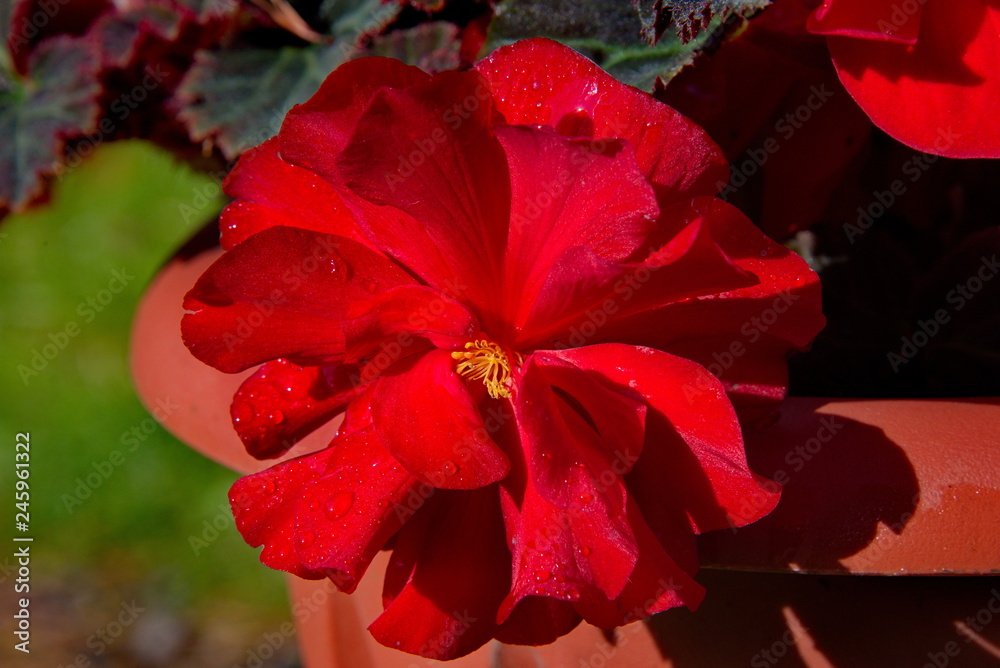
659;0;873;240
808;0;1000;158
181;39;824;659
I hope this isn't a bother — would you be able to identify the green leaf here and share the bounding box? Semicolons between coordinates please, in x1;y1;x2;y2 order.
487;0;726;90
0;36;101;213
177;0;403;160
644;0;771;43
178;44;347;160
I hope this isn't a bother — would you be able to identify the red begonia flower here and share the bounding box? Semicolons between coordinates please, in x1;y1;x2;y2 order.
807;0;1000;158
181;38;825;659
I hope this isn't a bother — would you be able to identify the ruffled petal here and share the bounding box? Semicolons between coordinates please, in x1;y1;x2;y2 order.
278;57;429;172
182;227;414;373
808;0;923;44
498;358;639;617
292;427;421;593
573;499;705;628
231;359;363;460
495;125;659;336
229;448;333;580
369;487;511;660
341;284;478;362
584;197;824;412
517;205;756;349
822;0;1000;158
318;71;511;323
218;137;372;251
495;597;582;646
552;344;780;534
370;349;510;489
476;38;729;205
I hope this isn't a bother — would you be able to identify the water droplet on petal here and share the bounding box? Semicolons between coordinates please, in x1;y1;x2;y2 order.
578;545;592;556
553;572;566;583
297;531;315;547
268;410;285;424
566;587;581;601
535;569;551;582
441;460;458;476
232;401;254;423
578;492;593;504
324;491;354;519
260;479;276;495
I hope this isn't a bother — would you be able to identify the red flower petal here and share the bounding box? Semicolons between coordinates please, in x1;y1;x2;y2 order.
229;448;333;580
330;71;511;325
532;352;647;470
573;499;705;628
370;350;510;490
369;487;511;660
182;227;414;373
499;359;639;615
476;38;729;206
590;198;824;412
218;137;372;251
517;208;756;350
822;0;1000;157
231;359;363;460
494;596;582;646
279;57;429;170
495;125;659;335
341;284;478;363
808;0;922;44
292;427;420;593
553;344;780;533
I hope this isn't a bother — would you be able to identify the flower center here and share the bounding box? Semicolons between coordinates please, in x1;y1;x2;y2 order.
451;340;516;399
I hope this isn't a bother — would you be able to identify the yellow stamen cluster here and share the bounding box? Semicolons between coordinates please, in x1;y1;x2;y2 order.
451;340;514;399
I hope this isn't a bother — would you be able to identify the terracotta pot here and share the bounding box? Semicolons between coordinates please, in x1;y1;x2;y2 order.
131;240;1000;667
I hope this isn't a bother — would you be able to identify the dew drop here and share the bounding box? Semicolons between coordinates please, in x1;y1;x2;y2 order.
260;479;276;495
441;460;458;476
324;492;354;519
297;531;315;547
578;492;593;504
535;569;551;582
578;545;592;556
232;401;254;423
553;572;566;583
267;410;285;424
566;587;581;601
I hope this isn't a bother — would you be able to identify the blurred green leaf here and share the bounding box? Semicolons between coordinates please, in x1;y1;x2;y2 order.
0;36;101;213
